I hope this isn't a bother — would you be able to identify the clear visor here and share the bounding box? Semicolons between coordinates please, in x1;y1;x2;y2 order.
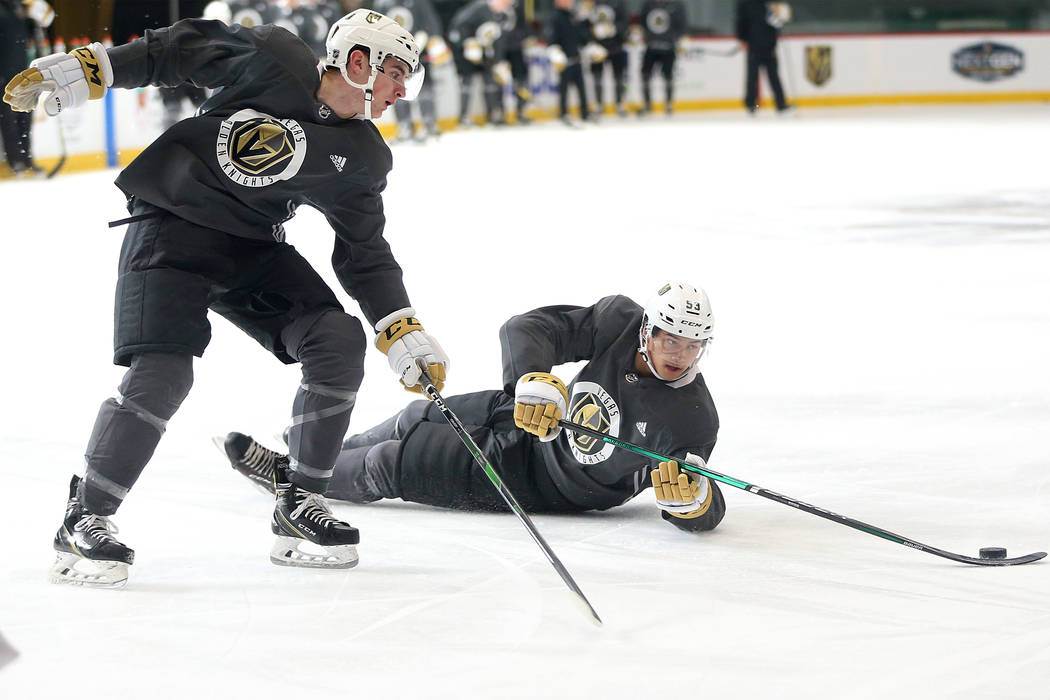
649;333;710;360
375;56;425;101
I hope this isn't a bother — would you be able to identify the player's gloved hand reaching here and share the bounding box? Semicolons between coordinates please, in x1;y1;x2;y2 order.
375;311;449;394
514;372;569;442
651;455;712;519
3;42;112;115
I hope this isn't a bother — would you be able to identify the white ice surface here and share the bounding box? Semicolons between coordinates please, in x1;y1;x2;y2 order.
1;105;1049;699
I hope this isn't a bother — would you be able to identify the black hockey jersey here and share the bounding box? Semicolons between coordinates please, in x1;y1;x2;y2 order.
448;0;506;61
106;19;410;327
640;0;687;51
589;0;630;52
372;0;444;42
500;295;719;510
544;7;589;61
735;0;779;48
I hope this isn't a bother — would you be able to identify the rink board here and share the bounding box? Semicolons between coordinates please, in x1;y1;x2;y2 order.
12;30;1050;173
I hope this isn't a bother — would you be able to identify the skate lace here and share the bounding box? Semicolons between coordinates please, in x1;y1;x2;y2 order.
242;441;279;477
74;514;119;543
290;492;341;527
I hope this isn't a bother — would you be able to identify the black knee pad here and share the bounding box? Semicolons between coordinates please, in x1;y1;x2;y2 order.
118;352;194;420
285;309;365;392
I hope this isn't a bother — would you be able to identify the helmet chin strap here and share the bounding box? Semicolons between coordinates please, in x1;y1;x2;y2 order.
340;65;380;120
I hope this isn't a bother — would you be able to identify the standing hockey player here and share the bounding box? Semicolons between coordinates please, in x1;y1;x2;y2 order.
222;283;724;533
494;0;534;125
736;0;791;114
448;0;512;126
0;0;52;176
373;0;448;140
4;9;449;587
586;0;629;117
638;0;686;115
545;0;592;125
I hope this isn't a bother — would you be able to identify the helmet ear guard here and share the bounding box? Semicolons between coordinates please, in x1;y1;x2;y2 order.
638;282;714;386
322;9;424;118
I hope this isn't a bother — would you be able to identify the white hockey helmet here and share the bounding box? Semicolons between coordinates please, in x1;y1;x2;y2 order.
638;282;714;385
322;9;424;117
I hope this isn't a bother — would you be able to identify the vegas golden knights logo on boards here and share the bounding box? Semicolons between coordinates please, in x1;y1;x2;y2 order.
567;382;621;465
805;45;832;86
216;109;307;187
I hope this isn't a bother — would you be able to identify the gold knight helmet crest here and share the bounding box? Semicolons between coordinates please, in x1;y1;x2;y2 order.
805;45;832;86
365;11;382;23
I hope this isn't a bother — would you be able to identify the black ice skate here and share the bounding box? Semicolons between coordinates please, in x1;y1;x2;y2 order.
214;432;281;495
50;476;134;588
270;464;359;569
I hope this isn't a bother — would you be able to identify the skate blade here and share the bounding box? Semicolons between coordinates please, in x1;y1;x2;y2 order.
211;435;276;496
49;552;129;589
269;537;358;569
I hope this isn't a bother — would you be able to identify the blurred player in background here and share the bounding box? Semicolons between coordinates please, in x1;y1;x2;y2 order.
736;0;791;114
448;0;512;126
0;0;53;176
222;282;724;535
584;0;628;117
374;0;448;141
544;0;591;125
638;0;686;115
492;0;534;125
4;9;449;586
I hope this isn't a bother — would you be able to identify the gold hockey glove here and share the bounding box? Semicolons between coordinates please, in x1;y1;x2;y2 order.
652;458;713;519
513;372;569;442
4;42;112;115
375;312;449;394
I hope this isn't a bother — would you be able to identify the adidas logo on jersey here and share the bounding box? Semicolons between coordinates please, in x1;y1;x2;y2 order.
330;154;347;172
636;422;647;437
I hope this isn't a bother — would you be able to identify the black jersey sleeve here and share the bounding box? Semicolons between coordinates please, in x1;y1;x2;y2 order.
661;482;726;532
106;18;279;91
321;168;410;328
498;294;639;393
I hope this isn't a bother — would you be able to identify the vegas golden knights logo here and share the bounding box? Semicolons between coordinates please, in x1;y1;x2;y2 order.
569;395;611;455
233;121;295;174
646;8;670;34
805;45;832;87
365;11;382;24
567;382;621;465
217;109;307;188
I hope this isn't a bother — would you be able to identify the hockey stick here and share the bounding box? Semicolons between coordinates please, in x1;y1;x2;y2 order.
683;44;741;59
46;113;68;179
417;365;602;625
558;418;1046;567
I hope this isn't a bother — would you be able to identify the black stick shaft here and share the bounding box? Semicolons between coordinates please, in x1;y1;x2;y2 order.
418;369;602;624
559;418;1045;567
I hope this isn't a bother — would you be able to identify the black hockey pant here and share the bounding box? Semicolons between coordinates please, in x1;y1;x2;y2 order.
589;50;628;110
325;390;581;513
641;48;677;110
745;46;788;111
558;63;589;118
454;55;502;122
78;204;365;515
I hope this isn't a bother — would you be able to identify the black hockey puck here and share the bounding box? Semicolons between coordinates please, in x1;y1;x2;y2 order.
979;547;1007;559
